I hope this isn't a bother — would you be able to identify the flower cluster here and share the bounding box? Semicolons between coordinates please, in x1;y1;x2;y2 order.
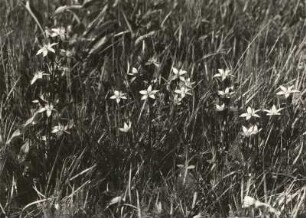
171;67;194;105
238;84;300;138
213;68;235;112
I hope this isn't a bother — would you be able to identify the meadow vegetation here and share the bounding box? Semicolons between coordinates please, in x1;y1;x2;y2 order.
0;0;306;217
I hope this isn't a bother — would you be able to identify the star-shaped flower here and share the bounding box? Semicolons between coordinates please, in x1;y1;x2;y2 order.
30;71;49;85
173;94;182;105
263;105;283;116
52;123;69;136
139;85;158;100
50;27;66;40
180;78;195;88
37;103;55;117
240;107;260;120
174;86;192;99
276;85;300;98
213;69;233;81
36;42;58;57
110;90;127;104
46;27;66;40
119;121;131;133
242;125;261;137
145;56;160;67
215;103;225;112
172;67;187;81
218;87;234;98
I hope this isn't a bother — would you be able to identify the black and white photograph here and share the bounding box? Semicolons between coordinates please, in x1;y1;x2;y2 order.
0;0;306;217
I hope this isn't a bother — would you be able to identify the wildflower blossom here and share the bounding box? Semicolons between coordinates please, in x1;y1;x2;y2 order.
54;203;60;211
146;56;160;67
127;67;138;76
174;86;192;99
242;196;256;208
276;85;300;98
30;71;49;85
46;27;66;40
110;90;127;104
172;67;187;81
36;42;57;57
173;94;182;105
52;124;70;136
139;85;158;100
215;103;225;112
240;107;260;120
181;78;195;88
218;87;234;98
242;196;266;208
119;121;132;133
213;69;233;81
242;125;260;137
37;103;54;117
263;105;283;116
242;196;280;216
127;67;138;83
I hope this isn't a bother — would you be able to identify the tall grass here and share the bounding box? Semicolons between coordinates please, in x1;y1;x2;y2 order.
0;0;306;217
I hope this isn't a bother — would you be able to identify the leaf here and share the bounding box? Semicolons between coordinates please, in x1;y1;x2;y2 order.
24;0;44;36
54;5;83;15
134;31;156;46
6;129;21;145
23;112;38;128
88;36;108;55
187;165;195;170
83;4;108;36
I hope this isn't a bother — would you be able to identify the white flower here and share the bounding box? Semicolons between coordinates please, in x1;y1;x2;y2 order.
119;121;132;133
139;85;158;100
263;105;283;116
110;90;127;104
242;196;256;208
37;103;54;117
146;56;160;67
128;67;138;76
174;86;192;99
30;71;49;85
173;94;182;105
240;107;260;120
242;196;280;216
107;196;122;207
242;125;261;137
218;87;234;98
155;201;162;214
36;42;57;57
52;124;70;136
216;103;225;111
276;85;300;98
213;69;233;81
50;27;66;40
172;67;187;81
181;78;195;88
54;203;60;210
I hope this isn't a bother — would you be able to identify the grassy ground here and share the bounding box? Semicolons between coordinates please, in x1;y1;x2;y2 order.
0;0;306;217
